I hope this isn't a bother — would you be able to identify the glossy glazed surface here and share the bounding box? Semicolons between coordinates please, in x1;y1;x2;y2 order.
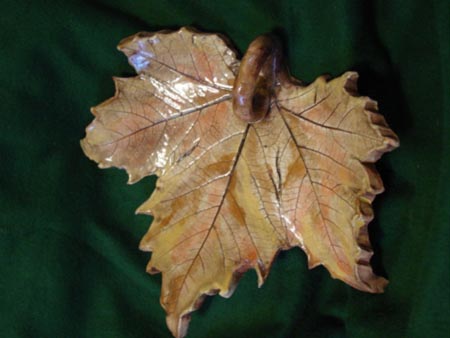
81;27;398;338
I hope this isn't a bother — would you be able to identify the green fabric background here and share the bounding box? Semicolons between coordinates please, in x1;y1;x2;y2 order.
1;1;449;337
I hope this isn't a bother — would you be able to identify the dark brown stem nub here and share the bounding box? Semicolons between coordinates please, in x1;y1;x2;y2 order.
232;34;286;123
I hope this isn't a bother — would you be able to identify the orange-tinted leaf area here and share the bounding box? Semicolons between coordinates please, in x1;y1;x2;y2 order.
81;27;399;338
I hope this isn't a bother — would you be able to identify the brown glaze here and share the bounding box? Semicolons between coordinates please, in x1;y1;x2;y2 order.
232;34;286;123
